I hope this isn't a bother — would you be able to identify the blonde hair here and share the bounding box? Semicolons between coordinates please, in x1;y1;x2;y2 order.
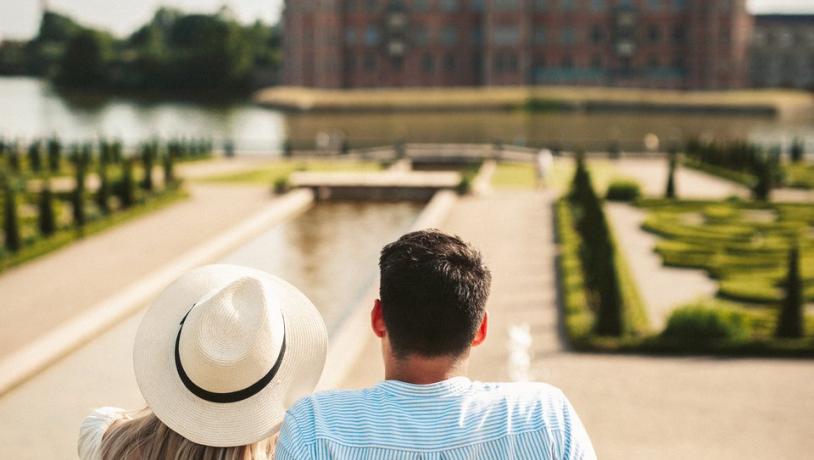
101;410;275;460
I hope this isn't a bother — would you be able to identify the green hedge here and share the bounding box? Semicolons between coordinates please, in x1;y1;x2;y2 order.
606;179;641;202
662;304;752;342
556;199;649;348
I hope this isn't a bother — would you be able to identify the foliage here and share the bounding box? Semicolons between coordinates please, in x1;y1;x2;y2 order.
56;29;112;86
789;138;805;163
4;9;282;93
38;179;57;236
568;156;625;336
777;245;804;338
662;304;752;342
491;162;537;189
666;152;677;199
72;158;86;228
605;179;641;202
640;200;814;306
118;158;135;209
3;178;21;252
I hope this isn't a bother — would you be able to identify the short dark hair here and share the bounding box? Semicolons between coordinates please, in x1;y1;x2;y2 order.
379;229;491;358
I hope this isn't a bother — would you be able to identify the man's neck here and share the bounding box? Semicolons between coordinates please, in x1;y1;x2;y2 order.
384;353;469;385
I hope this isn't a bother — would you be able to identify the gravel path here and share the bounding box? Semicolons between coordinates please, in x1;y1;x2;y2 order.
609;158;748;199
606;203;717;331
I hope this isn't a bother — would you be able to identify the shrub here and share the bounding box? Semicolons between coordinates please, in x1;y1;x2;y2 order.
776;245;804;338
141;143;155;191
3;179;21;252
790;138;804;163
72;160;86;228
606;179;641;202
662;304;751;342
38;179;57;236
456;174;473;195
96;157;111;214
119;158;135;209
47;137;62;173
666;152;677;199
28;140;43;173
272;177;289;195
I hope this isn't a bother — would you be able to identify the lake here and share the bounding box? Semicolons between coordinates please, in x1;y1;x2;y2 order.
1;76;813;153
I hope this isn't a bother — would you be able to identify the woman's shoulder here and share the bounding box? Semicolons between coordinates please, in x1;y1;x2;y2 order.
78;407;130;460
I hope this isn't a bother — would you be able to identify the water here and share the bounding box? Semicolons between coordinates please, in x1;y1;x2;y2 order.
2;76;814;152
219;201;422;333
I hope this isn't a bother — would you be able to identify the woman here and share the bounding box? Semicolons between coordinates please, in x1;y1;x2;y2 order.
78;264;328;459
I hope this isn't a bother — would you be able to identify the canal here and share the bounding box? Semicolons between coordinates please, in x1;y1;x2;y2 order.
2;76;813;152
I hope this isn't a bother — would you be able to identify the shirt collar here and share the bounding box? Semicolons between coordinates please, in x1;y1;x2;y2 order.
376;376;473;397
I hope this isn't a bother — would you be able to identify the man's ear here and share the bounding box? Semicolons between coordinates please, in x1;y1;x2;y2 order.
471;310;488;347
371;299;386;338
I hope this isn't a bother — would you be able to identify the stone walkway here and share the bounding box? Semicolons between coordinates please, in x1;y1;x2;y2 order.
342;190;814;460
0;183;271;360
610;158;748;199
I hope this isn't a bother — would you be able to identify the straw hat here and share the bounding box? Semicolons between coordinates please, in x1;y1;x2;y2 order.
133;264;327;447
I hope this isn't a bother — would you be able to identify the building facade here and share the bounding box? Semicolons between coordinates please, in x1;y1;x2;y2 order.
282;0;752;90
750;15;814;90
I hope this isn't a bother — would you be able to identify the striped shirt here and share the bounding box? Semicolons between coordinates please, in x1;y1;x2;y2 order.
275;377;596;459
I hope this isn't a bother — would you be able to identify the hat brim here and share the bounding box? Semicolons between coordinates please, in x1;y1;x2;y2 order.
133;264;327;447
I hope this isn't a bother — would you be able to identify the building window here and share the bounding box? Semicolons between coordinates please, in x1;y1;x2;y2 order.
422;53;435;73
415;26;430;46
672;0;686;10
413;0;430;11
648;55;659;68
472;28;483;44
673;26;685;44
366;0;378;11
365;25;380;46
442;27;458;46
444;53;456;71
561;0;574;11
591;25;603;44
495;0;520;11
495;52;518;73
561;27;576;45
534;28;546;45
562;56;573;68
648;0;662;11
471;0;485;11
591;0;604;12
534;0;547;11
648;25;660;43
591;55;602;68
493;25;520;46
364;53;376;71
619;0;632;7
345;29;357;45
440;0;459;11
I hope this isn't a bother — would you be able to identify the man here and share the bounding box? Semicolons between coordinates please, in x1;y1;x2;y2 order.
276;230;596;459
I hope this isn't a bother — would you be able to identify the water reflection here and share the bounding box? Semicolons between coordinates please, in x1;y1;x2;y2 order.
219;202;422;332
2;76;813;153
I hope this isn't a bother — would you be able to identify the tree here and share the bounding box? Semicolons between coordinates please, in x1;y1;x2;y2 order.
665;150;678;199
568;156;624;337
28;140;43;173
752;158;773;202
790;138;804;163
7;143;20;172
72;159;86;228
57;29;110;87
3;178;21;252
47;137;61;173
141;143;155;191
96;154;111;214
776;245;804;338
38;178;57;236
119;158;135;208
163;150;176;188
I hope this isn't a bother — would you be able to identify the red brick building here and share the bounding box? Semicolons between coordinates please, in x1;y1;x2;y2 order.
282;0;752;90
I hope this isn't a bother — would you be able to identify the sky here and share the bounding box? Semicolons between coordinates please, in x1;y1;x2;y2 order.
1;0;813;41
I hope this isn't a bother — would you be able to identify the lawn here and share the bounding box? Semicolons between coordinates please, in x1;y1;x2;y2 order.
491;162;537;189
200;160;384;184
785;163;814;189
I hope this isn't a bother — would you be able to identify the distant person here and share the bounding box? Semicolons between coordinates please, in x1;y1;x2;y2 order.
537;148;554;186
275;230;596;459
78;265;327;460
